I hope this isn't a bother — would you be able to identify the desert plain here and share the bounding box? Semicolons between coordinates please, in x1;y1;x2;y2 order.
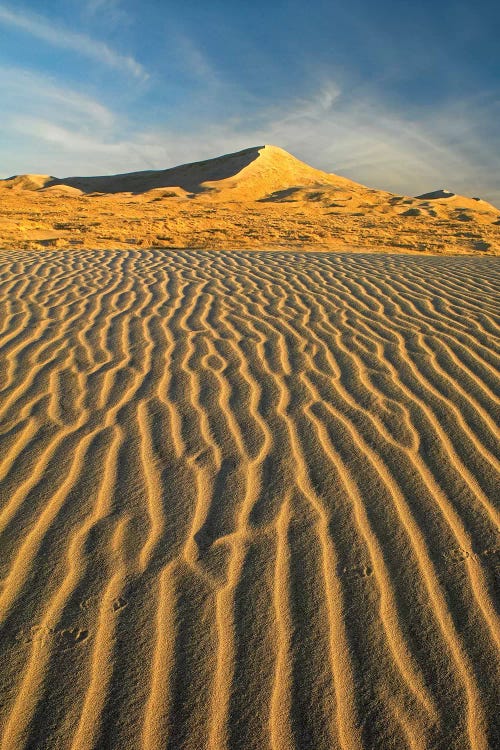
1;146;499;255
0;147;499;750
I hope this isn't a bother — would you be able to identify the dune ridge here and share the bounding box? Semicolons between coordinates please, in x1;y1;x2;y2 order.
0;248;499;749
0;146;356;197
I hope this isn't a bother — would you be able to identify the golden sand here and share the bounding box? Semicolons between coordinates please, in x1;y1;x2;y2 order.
1;146;499;254
0;247;498;749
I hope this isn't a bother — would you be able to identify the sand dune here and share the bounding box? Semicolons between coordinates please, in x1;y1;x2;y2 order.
0;146;357;198
1;146;499;253
0;248;498;749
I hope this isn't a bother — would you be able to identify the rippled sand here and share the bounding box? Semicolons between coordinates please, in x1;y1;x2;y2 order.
0;249;498;750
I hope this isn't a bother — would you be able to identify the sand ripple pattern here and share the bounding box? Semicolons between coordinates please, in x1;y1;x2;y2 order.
0;249;499;750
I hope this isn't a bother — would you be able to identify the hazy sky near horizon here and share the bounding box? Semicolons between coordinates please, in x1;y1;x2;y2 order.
1;0;499;203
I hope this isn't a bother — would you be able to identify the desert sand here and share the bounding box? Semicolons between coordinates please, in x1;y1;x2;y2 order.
0;246;499;749
1;146;499;254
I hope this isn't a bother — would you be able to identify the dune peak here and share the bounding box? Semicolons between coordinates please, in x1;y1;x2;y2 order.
0;145;352;199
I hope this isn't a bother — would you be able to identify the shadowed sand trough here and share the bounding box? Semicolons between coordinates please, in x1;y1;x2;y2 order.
0;249;498;750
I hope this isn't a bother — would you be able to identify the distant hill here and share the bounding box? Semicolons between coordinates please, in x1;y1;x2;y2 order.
1;145;498;253
1;145;360;199
3;145;498;209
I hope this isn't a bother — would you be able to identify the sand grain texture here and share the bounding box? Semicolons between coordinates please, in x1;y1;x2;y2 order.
0;248;499;750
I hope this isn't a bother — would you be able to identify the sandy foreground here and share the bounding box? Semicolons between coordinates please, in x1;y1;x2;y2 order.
0;248;499;750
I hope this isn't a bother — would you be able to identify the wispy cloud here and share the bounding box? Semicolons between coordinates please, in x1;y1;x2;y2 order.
0;66;115;128
278;86;500;204
173;34;222;89
82;0;131;28
0;65;122;176
0;3;146;79
10;118;170;169
0;65;164;177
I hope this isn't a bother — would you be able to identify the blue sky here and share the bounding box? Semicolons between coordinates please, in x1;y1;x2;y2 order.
1;0;499;203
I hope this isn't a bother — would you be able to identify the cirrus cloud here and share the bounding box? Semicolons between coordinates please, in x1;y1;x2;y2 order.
0;3;146;79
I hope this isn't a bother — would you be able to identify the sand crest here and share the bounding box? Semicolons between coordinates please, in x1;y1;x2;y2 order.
0;248;498;749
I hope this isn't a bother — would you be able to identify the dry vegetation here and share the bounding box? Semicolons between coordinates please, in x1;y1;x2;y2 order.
1;145;499;254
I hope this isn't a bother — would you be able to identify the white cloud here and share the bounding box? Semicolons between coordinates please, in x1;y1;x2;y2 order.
0;66;115;128
0;3;146;79
169;34;221;87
